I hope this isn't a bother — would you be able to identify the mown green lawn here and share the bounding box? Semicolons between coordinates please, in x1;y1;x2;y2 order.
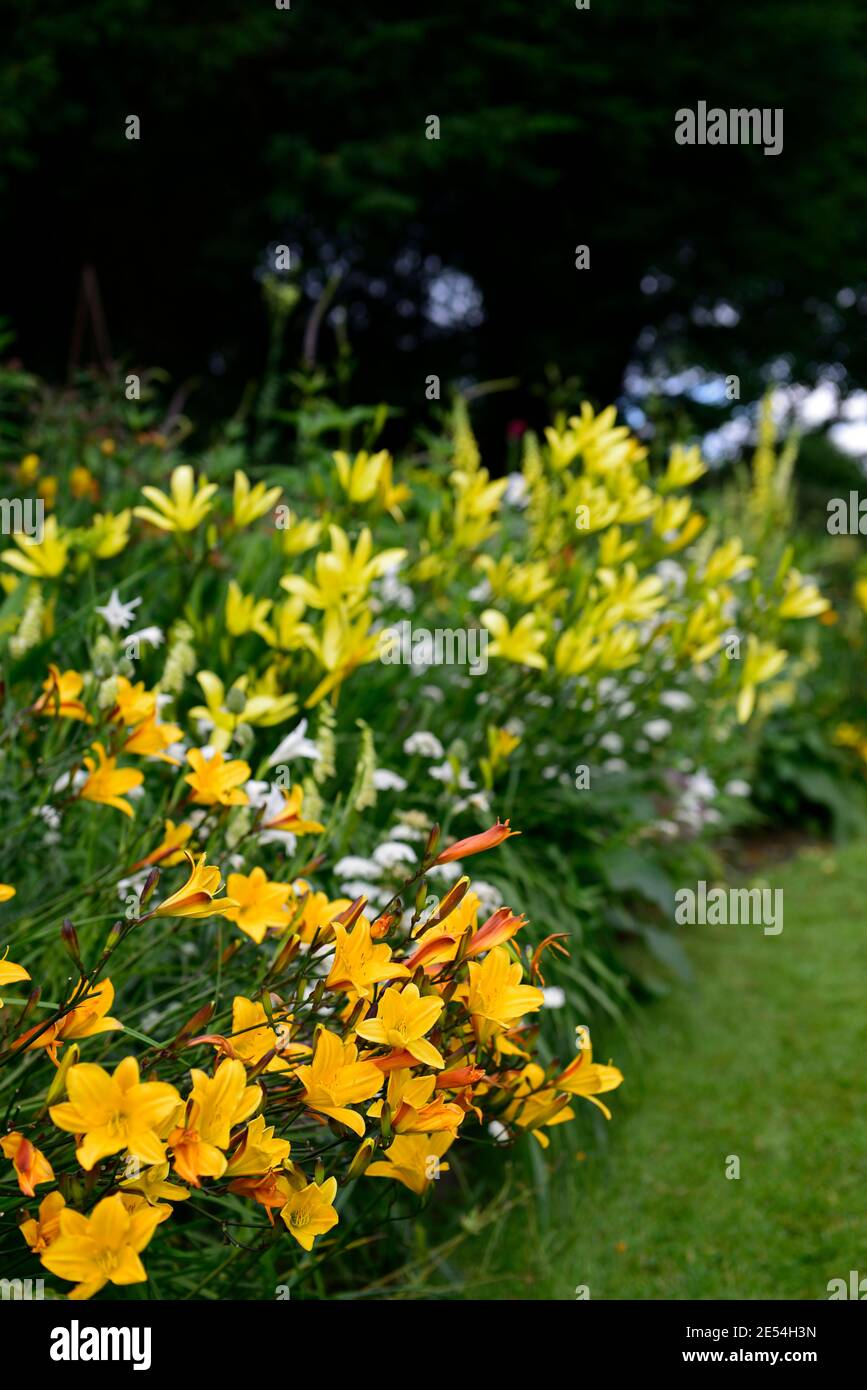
457;843;867;1299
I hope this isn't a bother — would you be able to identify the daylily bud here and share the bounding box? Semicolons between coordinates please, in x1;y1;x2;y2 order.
345;1137;375;1181
173;1001;215;1045
139;866;160;906
380;1102;393;1143
424;823;440;862
45;1042;80;1106
414;878;428;914
314;1160;325;1186
433;818;519;865
225;685;247;715
60;919;82;969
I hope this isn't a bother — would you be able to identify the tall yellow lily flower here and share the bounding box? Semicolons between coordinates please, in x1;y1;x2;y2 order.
134;464;217;533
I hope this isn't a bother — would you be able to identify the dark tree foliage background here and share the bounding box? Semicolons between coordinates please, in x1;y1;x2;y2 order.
2;0;866;442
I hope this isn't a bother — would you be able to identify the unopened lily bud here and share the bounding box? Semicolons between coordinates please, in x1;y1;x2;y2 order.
45;1042;80;1106
380;1102;393;1143
139;866;160;906
173;1001;215;1045
314;1159;325;1186
60;919;82;969
424;823;440;862
414;878;428;914
345;1138;375;1181
225;685;247;715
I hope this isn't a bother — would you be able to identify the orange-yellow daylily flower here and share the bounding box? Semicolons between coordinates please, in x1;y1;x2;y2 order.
326;917;410;1001
41;1192;166;1300
0;947;29;1008
79;743;144;818
356;984;445;1068
20;1190;66;1252
119;1161;190;1206
152;852;236;920
129;819;193;871
111;676;157;727
555;1027;624;1120
280;1176;339;1250
2;1131;55;1195
224;1114;291;1178
168;1059;262;1186
20;978;122;1063
49;1057;182;1171
224;868;292;944
367;1069;463;1134
261;784;325;836
231;995;311;1072
184;747;250;807
366;1131;455;1195
123;715;182;764
0;883;15;903
295;1028;383;1137
33;665;91;721
461;946;544;1043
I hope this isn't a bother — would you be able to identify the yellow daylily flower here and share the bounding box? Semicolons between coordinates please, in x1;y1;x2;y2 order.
134;464;218;533
169;1059;261;1186
778;569;830;620
280;1176;339;1250
231;995;311;1071
366;1131;455;1195
703;538;756;586
556;1027;624;1120
33;665;91;721
333;449;388;503
502;1062;574;1148
233;469;282;527
225;579;273;639
130;818;193;871
49;1057;182;1171
124;714;183;764
295;1029;384;1137
737;636;788;724
661;442;707;490
461;946;543;1043
261;784;325;837
355;983;445;1068
481;610;548;669
82;510;132;559
0;883;16;903
152;851;236;920
225;1114;291;1178
184;747;250;807
20;978;122;1062
41;1192;166;1300
280;512;324;556
326;917;410;1001
592;563;665;625
224;867;292;944
189;670;297;750
20;1190;66;1252
263;596;314;651
1;514;68;578
0;947;29;1008
80;743;144;818
303;606;382;706
120;1162;190;1206
281;524;406;613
